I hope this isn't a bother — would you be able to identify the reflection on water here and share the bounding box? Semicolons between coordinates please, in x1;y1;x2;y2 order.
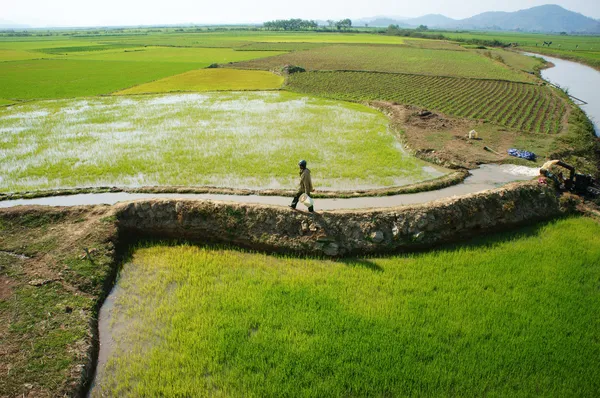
525;52;600;136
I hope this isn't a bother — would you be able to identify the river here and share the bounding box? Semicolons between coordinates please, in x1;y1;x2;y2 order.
525;52;600;136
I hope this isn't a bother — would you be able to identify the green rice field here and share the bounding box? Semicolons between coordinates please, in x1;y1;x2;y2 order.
0;91;443;192
94;216;600;397
0;48;284;100
89;31;408;47
61;46;285;64
0;59;203;99
230;45;533;82
288;71;566;134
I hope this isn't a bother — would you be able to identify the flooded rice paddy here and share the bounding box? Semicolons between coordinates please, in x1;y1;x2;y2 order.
0;91;446;192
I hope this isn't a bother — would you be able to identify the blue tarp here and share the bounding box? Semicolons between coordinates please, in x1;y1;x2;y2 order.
507;148;536;161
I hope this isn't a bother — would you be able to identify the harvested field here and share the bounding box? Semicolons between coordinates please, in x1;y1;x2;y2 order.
374;102;555;168
229;45;533;82
287;71;567;134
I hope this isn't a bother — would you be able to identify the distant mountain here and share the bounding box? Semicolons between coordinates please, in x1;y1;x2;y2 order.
357;4;600;33
458;5;600;33
403;14;457;28
353;16;410;28
0;19;30;29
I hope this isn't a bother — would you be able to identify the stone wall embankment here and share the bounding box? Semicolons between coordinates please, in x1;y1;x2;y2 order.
115;182;563;257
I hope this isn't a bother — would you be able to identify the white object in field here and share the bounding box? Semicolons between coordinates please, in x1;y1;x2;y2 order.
299;193;314;207
468;130;479;139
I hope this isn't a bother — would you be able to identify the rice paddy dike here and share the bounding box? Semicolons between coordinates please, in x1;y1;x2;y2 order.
1;28;600;397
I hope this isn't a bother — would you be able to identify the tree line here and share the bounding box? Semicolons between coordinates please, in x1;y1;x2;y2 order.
263;19;352;31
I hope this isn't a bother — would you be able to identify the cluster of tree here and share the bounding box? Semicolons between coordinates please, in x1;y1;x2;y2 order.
263;18;353;31
386;25;445;40
326;19;353;30
455;38;510;47
263;19;319;31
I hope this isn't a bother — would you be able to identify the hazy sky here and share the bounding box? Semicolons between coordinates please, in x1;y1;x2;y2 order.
2;0;599;27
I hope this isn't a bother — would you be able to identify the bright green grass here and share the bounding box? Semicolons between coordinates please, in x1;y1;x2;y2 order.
287;71;566;134
0;91;442;192
230;45;533;82
116;69;284;95
68;46;285;64
94;217;600;397
0;99;15;106
0;59;204;99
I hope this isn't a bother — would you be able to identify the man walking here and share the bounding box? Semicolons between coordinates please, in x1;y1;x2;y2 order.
289;159;314;212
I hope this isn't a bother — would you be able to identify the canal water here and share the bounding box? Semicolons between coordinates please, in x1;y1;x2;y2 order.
526;52;600;136
0;164;539;211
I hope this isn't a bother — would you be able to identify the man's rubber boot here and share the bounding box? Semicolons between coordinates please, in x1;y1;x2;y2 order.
308;206;314;213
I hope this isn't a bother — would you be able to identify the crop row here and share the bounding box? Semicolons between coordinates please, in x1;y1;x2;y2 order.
287;71;566;134
229;45;533;82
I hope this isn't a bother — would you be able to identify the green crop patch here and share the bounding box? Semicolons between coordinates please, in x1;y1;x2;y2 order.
230;45;533;82
0;59;204;99
403;38;467;50
36;44;142;54
69;46;286;64
237;42;330;51
0;91;444;192
0;49;46;62
94;31;408;48
430;31;600;70
93;216;600;397
117;69;284;95
475;48;546;73
0;39;106;51
287;71;566;134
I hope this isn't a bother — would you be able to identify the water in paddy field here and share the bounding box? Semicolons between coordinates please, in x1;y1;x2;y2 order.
0;92;443;191
525;53;600;137
0;164;539;210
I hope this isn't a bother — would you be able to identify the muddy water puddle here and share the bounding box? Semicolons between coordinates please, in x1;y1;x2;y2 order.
87;284;120;397
0;164;539;210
